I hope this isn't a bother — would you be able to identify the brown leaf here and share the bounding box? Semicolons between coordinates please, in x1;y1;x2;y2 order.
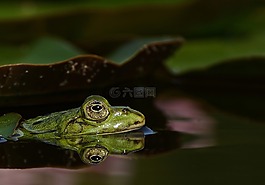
0;38;183;107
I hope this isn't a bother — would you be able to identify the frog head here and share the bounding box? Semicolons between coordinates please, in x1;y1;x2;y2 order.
64;95;145;135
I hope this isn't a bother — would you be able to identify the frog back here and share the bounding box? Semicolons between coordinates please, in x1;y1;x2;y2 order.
22;108;80;134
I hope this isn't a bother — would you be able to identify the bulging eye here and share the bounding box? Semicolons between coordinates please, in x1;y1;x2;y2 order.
83;101;109;121
91;104;103;112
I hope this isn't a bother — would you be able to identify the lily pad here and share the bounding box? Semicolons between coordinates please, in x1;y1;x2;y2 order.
0;37;84;66
0;38;183;107
20;37;84;64
167;34;265;73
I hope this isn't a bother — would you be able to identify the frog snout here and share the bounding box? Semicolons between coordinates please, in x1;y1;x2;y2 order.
129;109;145;126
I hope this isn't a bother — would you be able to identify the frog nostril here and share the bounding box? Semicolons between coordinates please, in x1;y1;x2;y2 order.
122;108;130;114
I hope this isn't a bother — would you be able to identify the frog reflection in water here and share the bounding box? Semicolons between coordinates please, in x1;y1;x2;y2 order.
0;95;145;164
40;131;145;164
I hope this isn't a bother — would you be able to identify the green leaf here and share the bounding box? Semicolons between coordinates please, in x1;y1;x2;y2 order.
0;37;83;65
0;113;21;138
20;37;84;64
166;34;265;73
108;37;175;63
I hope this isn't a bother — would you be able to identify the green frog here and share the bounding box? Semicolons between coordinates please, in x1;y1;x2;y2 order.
0;95;145;140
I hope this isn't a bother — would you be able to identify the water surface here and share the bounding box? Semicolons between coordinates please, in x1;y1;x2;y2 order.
1;90;265;185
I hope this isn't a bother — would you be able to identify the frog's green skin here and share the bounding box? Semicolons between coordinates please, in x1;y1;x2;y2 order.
0;95;145;142
20;95;145;138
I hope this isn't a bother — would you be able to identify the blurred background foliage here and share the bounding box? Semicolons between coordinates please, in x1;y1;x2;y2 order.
0;0;264;74
1;1;265;184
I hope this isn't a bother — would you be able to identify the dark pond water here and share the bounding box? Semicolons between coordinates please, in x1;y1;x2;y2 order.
0;87;265;185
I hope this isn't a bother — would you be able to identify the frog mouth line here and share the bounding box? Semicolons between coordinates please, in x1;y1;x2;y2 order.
117;118;145;134
96;118;145;135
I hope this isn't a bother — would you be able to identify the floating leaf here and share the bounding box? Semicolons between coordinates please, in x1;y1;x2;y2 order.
20;37;84;64
0;37;84;66
109;37;175;63
167;34;265;73
0;38;183;107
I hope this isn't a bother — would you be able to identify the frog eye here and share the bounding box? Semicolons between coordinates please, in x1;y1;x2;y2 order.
83;100;109;121
91;104;103;112
80;146;109;164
